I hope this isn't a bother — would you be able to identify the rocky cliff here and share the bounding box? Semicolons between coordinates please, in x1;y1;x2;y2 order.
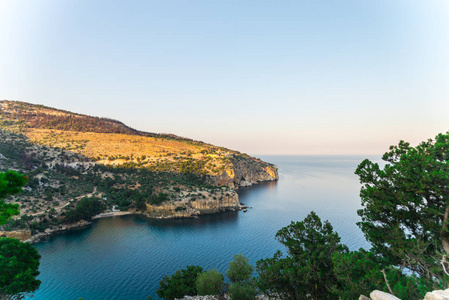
216;155;278;187
145;190;239;219
0;100;278;236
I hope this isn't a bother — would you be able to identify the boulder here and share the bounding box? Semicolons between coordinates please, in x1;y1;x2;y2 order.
424;289;449;300
370;290;401;300
359;295;372;300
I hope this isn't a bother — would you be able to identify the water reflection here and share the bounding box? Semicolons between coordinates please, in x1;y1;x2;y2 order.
237;180;278;201
144;210;239;228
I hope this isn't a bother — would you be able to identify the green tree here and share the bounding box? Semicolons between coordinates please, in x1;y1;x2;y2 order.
196;269;224;296
0;170;40;300
157;265;203;300
228;280;257;300
332;249;385;299
226;254;257;300
257;212;347;300
0;237;41;300
0;171;27;225
64;197;105;223
355;132;449;288
226;254;254;284
332;249;427;299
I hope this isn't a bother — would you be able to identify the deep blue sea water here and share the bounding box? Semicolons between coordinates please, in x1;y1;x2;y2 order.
28;155;378;300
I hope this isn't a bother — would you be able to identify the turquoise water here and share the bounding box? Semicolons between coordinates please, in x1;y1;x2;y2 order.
29;155;375;300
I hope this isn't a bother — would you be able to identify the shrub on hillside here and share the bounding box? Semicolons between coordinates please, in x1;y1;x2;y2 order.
226;254;257;300
196;269;224;296
64;197;105;223
157;265;203;300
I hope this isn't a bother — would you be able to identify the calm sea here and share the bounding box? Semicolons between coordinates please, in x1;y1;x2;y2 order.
28;155;378;300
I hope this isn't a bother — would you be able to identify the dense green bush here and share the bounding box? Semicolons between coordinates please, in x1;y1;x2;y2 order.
156;265;203;300
255;212;434;300
0;169;41;299
0;237;41;299
0;170;27;225
256;212;347;300
228;281;257;300
226;254;257;300
64;197;105;223
332;249;428;299
196;269;224;296
226;254;254;284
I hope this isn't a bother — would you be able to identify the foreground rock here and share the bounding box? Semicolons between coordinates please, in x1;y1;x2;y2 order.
362;288;449;300
424;289;449;300
175;296;270;300
370;290;401;300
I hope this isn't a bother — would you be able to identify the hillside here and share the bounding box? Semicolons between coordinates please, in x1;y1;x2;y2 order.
0;100;278;237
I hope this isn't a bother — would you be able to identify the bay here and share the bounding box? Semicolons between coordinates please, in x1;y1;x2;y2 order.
28;155;377;300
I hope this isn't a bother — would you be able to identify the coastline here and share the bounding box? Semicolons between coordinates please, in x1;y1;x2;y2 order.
24;213;134;244
22;178;276;245
92;211;134;219
24;220;92;244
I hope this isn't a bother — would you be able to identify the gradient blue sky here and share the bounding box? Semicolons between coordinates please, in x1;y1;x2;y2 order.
1;0;448;155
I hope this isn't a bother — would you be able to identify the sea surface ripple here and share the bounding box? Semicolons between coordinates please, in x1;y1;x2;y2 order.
29;155;375;300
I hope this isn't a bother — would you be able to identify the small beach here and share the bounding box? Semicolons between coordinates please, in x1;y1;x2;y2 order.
92;211;134;219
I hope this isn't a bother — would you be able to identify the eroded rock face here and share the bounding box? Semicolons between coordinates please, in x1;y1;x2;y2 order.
145;191;239;219
216;156;278;187
190;193;239;213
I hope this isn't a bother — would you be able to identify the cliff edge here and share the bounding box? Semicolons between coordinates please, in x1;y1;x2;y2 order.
0;100;278;237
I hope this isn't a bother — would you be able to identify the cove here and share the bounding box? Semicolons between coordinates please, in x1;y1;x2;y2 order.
28;155;376;300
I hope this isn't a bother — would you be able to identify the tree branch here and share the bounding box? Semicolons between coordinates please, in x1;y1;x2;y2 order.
381;269;394;295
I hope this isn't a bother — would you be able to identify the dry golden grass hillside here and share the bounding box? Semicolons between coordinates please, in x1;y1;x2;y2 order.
25;128;234;175
0;100;274;177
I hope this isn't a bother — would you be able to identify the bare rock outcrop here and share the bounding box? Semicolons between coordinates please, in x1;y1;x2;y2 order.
370;290;401;300
362;288;449;300
424;289;449;300
216;155;278;187
145;191;239;219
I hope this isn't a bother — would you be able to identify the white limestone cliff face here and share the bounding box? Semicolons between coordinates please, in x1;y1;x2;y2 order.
145;190;239;219
216;156;278;187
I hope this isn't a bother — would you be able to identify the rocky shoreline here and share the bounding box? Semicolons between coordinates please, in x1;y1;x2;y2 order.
20;193;255;244
24;220;92;244
169;289;449;300
11;172;277;245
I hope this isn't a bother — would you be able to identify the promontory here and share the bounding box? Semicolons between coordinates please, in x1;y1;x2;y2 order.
0;100;278;241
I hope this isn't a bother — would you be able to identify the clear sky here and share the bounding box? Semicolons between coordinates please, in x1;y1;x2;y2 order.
0;0;448;155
